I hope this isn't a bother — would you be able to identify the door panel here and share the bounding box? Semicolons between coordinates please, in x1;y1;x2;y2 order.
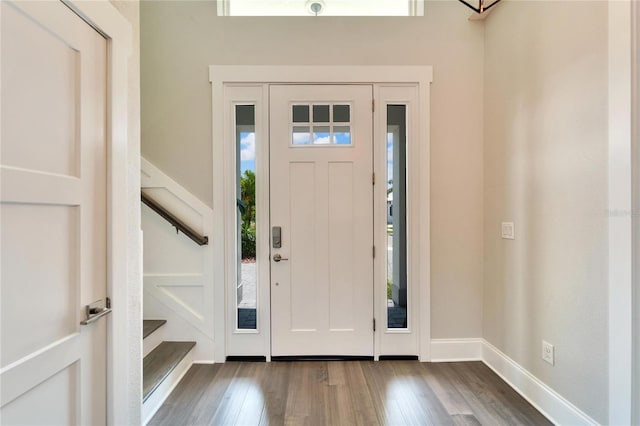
1;1;108;424
1;204;79;366
270;85;373;356
327;162;356;331
288;161;317;331
1;363;79;426
1;3;80;178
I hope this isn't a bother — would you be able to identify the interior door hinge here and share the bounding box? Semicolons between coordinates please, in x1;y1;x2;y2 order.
373;245;376;258
372;173;376;185
373;318;376;332
372;99;375;112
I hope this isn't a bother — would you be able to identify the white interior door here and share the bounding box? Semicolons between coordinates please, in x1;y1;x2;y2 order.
1;1;108;424
270;85;374;357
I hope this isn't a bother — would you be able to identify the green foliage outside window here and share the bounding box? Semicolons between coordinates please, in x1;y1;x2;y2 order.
240;170;256;259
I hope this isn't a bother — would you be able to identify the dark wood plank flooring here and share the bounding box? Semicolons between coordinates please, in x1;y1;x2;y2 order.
149;361;551;425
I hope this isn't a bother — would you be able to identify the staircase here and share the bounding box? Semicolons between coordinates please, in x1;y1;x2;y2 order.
142;319;196;424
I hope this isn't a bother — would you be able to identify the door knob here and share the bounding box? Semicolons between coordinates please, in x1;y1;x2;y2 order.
272;253;289;262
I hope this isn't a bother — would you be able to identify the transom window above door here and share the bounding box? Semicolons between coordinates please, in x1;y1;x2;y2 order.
218;0;424;17
291;103;352;146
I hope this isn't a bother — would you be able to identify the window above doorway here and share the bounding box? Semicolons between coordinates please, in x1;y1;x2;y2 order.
218;0;424;17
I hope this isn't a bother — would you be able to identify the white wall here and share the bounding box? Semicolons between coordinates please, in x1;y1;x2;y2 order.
140;0;485;340
141;158;215;362
109;1;142;424
483;1;609;423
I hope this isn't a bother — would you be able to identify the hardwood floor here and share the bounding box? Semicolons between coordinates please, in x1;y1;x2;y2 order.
149;361;551;426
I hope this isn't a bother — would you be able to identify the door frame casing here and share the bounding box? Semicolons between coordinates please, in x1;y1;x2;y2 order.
210;66;433;362
56;2;140;424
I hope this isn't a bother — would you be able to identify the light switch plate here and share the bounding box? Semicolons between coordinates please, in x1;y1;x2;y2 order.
542;340;554;365
501;222;515;239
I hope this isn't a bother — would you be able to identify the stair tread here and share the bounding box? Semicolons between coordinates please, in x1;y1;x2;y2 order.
143;320;167;339
143;341;195;402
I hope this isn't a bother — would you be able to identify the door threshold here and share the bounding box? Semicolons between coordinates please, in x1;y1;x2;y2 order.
226;356;267;362
378;355;419;361
271;355;374;362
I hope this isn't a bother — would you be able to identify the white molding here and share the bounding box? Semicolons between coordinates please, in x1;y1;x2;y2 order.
210;66;433;362
209;65;433;85
144;276;209;334
608;1;634;425
632;2;640;423
481;340;598;426
61;2;139;425
418;75;432;362
142;158;212;215
430;338;482;362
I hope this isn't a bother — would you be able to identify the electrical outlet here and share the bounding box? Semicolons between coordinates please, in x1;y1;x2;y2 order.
542;341;554;365
501;222;515;239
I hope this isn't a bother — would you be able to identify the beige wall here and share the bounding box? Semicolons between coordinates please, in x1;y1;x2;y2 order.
140;0;485;339
483;1;609;422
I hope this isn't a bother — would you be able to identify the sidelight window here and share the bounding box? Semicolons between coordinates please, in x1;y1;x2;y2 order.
386;105;408;329
235;104;257;330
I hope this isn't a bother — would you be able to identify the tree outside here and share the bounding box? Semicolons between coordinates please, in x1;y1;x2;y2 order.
240;170;256;259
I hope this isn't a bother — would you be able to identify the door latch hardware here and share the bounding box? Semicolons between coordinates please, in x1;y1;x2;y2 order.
80;297;112;325
272;253;289;262
272;226;282;248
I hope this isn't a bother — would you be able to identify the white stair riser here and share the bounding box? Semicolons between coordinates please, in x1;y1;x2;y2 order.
143;325;165;358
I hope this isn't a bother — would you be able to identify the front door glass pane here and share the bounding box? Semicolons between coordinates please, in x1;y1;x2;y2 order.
387;105;408;329
290;103;353;146
236;104;257;329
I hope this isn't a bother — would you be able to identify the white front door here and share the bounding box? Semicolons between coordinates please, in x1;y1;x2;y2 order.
270;85;374;357
1;1;108;424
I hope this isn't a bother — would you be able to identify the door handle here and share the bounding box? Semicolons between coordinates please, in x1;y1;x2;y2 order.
80;297;112;325
272;253;289;262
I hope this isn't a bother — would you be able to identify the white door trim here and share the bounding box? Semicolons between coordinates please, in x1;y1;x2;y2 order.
607;1;634;424
210;66;433;362
634;2;640;423
57;2;140;425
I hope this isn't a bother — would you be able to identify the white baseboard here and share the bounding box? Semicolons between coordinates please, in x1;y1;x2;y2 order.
430;338;599;425
430;338;483;362
481;340;598;426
